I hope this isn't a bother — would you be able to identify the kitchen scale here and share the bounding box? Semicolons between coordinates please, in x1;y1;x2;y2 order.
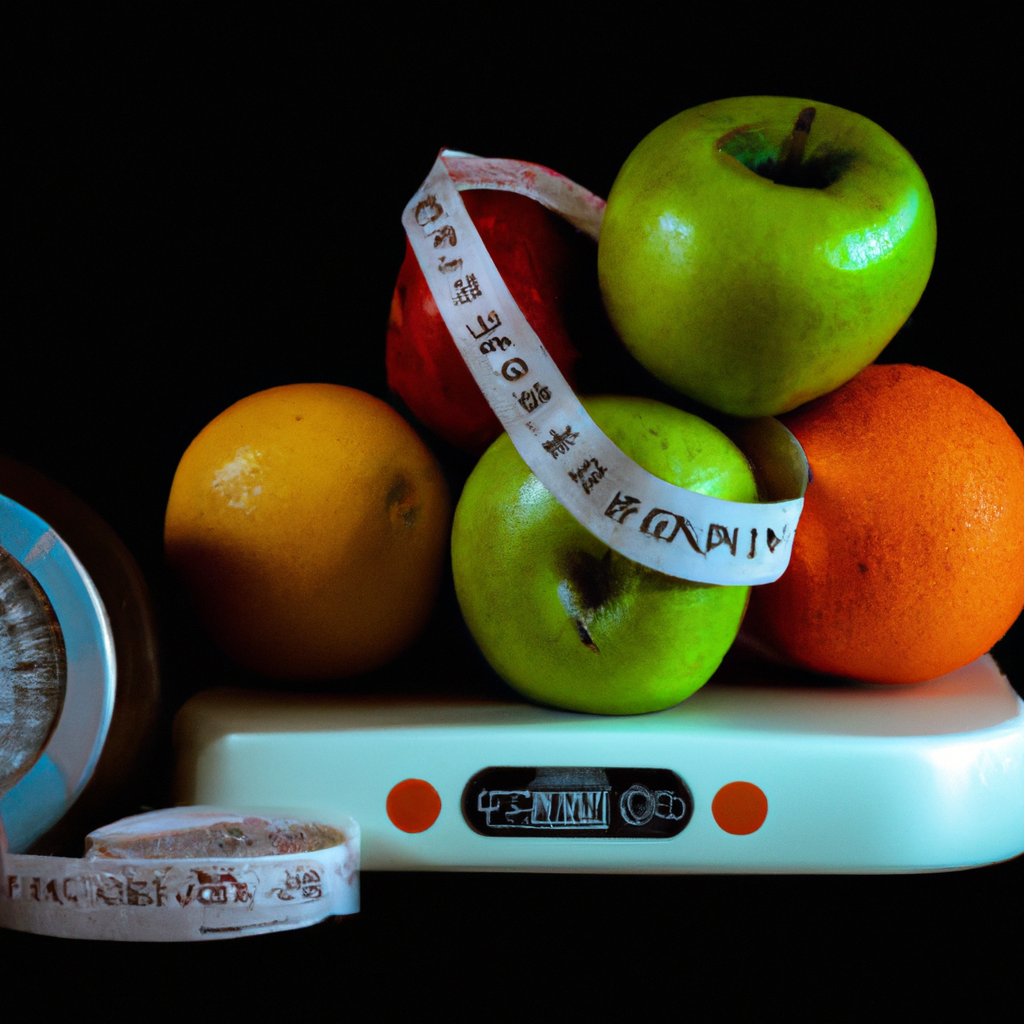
171;153;1024;878
174;652;1024;874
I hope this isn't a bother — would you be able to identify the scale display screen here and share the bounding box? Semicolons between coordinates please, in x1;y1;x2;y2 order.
463;767;693;838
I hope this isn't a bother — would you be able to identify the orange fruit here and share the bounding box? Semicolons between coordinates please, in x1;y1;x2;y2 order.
745;364;1024;683
164;384;451;679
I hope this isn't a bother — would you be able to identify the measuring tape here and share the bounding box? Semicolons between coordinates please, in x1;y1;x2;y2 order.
1;808;358;941
402;152;806;586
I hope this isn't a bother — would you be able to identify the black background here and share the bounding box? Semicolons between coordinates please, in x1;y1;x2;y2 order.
3;7;1019;999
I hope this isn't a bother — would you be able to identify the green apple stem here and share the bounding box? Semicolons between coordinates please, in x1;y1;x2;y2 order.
776;107;816;186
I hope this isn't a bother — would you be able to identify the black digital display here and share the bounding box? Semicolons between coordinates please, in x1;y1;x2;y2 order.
462;766;693;838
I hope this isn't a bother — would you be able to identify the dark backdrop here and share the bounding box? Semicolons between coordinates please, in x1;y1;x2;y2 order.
3;8;1018;998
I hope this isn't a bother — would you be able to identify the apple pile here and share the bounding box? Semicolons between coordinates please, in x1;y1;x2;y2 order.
388;97;1023;715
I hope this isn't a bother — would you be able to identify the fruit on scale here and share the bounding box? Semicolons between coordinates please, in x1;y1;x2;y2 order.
165;384;451;679
745;364;1024;683
160;98;1022;709
387;188;583;454
451;395;759;715
597;96;937;417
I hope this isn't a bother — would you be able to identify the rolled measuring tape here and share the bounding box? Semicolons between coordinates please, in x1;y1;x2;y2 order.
402;152;808;585
1;808;359;941
1;477;359;940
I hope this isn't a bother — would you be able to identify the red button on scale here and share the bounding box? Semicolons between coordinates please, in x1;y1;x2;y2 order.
712;781;768;835
386;778;442;833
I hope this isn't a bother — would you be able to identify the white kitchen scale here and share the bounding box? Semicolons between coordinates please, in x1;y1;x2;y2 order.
174;653;1024;874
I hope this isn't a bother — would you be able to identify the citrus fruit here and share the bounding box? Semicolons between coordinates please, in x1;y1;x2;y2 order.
164;384;451;679
745;364;1024;683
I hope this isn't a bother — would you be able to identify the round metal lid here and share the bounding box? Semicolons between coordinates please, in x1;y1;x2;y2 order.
0;493;116;851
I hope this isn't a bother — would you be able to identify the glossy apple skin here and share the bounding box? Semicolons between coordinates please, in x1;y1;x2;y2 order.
451;396;758;715
597;97;937;417
387;189;583;454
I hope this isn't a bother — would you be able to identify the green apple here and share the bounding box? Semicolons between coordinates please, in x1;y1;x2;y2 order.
451;396;758;715
597;97;937;417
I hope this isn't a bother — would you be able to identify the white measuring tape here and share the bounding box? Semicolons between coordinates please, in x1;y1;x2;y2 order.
403;152;806;585
0;808;359;941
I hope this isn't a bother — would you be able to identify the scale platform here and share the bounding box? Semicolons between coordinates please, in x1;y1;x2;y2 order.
173;654;1024;874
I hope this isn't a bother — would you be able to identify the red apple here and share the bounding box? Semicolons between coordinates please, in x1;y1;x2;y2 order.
386;188;584;454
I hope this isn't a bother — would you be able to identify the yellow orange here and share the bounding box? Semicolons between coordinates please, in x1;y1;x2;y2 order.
745;364;1024;683
164;384;451;679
